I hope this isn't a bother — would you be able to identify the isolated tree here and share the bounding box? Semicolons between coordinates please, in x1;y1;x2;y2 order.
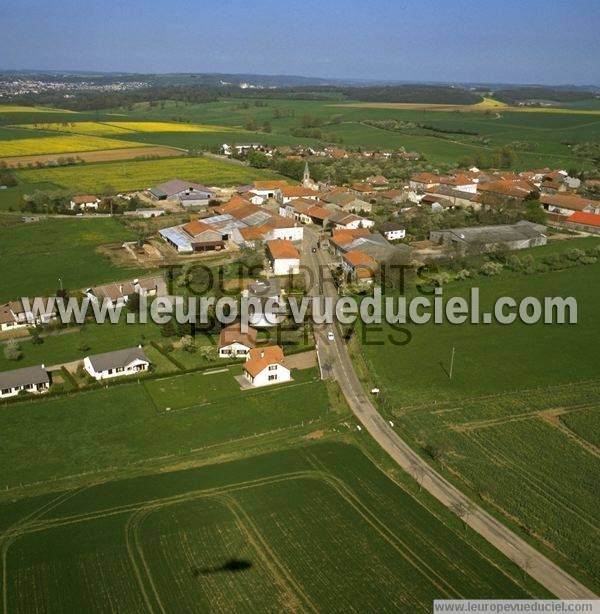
4;340;23;361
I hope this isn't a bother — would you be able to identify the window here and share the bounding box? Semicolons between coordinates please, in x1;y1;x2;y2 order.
268;365;277;371
268;374;278;381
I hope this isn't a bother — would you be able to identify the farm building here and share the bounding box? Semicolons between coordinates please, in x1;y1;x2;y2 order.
243;345;291;388
540;194;600;217
429;221;547;252
148;179;214;206
70;195;100;211
267;239;300;275
84;346;150;381
219;324;258;358
564;211;600;234
0;365;50;399
159;220;225;253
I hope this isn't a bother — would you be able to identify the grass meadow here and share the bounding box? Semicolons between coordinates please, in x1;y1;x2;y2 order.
0;217;144;302
0;366;328;487
1;442;546;613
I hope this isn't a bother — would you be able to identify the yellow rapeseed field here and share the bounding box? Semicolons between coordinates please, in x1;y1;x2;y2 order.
0;135;146;157
473;97;508;109
104;121;232;132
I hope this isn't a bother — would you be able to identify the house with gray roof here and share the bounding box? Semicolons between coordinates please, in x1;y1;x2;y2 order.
84;346;150;381
0;365;50;399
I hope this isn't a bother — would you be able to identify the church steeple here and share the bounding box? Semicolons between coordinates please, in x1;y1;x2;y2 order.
303;161;311;186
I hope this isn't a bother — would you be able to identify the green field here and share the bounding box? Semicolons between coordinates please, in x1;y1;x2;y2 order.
102;98;600;168
0;442;545;612
356;261;600;590
0;218;144;302
13;155;281;192
0;366;328;487
4;98;600;169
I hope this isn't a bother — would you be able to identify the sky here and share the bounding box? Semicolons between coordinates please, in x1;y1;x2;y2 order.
1;0;599;85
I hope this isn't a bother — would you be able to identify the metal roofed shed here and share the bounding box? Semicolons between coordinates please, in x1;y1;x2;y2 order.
429;221;547;252
159;226;193;253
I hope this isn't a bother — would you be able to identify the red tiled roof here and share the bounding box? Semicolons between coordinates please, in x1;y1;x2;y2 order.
252;180;289;190
281;186;319;197
540;194;598;211
182;220;216;236
343;250;377;278
567;211;600;227
243;345;285;377
331;228;371;246
219;324;257;349
267;239;299;260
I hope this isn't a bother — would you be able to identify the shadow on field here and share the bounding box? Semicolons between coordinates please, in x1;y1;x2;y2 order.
192;558;253;577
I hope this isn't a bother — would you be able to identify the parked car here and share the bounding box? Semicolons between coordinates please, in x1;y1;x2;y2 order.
327;330;335;342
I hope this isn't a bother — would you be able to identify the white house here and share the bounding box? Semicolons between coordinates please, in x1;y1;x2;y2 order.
379;221;406;241
280;185;320;205
330;212;375;230
267;239;300;276
219;324;257;358
0;299;56;332
0;365;50;399
242;279;284;328
84;346;150;381
85;276;165;308
251;181;289;201
243;346;291;387
70;195;101;211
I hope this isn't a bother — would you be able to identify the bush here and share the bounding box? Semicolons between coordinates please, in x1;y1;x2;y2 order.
479;262;503;276
181;335;196;353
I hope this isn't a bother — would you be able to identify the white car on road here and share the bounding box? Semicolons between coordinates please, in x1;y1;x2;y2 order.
327;330;335;342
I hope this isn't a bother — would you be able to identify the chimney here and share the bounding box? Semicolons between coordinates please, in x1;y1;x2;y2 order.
119;284;123;294
133;278;139;285
260;351;265;359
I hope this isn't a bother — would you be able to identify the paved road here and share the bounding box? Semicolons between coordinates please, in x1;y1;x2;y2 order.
302;227;596;600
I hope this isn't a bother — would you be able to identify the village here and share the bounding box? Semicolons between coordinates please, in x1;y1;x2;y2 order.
1;154;600;402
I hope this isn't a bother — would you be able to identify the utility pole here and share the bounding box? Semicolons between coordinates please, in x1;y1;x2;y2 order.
58;277;63;293
449;346;456;380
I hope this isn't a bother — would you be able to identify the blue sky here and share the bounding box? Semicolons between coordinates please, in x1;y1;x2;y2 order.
1;0;599;85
